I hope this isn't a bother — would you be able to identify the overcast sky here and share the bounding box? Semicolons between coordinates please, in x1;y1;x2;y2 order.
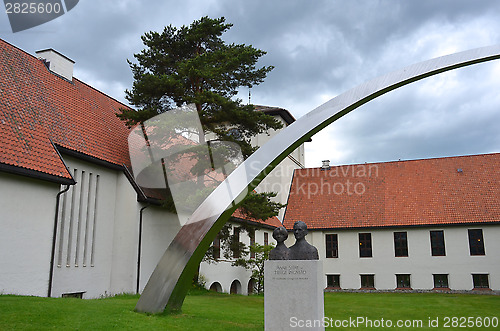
2;0;500;168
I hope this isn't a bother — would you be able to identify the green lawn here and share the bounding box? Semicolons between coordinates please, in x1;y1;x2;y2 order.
1;291;499;330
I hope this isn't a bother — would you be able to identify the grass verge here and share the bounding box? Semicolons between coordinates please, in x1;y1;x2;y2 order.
0;291;499;330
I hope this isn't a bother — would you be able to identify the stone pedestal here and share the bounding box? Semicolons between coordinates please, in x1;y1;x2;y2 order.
264;260;324;330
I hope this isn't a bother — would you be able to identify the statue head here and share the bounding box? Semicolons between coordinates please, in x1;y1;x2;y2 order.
292;221;308;240
272;226;288;243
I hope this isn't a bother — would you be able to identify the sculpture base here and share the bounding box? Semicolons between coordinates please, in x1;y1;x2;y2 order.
264;260;324;330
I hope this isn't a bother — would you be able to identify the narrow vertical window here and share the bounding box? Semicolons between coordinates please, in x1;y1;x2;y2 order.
67;169;79;267
74;170;86;267
264;232;268;246
83;173;93;267
212;235;220;259
233;227;240;259
430;230;446;256
394;232;408;257
90;174;100;267
359;233;372;257
468;229;485;256
325;234;338;258
249;231;255;259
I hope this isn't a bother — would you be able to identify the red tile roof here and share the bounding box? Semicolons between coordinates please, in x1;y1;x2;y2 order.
232;208;283;229
0;38;131;183
283;153;500;230
0;38;290;227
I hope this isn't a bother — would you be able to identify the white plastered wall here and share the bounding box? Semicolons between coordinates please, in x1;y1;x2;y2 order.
0;172;60;296
51;157;121;298
137;206;181;293
51;156;181;298
311;225;500;291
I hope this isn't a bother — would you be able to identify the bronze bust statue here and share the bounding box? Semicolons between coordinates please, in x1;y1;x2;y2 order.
288;221;319;260
269;227;289;260
269;221;318;260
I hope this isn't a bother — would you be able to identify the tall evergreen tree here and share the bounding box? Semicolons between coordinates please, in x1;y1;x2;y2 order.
119;16;285;222
118;16;282;158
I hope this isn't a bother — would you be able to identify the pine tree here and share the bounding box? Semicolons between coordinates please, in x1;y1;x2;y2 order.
118;16;282;158
119;17;286;256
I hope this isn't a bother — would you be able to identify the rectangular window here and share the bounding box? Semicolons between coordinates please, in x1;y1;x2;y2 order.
212;235;220;259
433;274;449;289
233;227;240;258
396;274;411;289
430;230;446;256
61;291;84;299
472;274;490;289
264;232;269;246
249;231;255;259
360;274;375;289
394;232;408;257
468;229;485;256
359;233;372;257
326;275;340;288
325;234;338;258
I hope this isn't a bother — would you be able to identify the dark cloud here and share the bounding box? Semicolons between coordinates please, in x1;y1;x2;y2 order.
2;0;500;167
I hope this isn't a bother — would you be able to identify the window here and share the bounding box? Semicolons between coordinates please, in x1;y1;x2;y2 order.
264;232;269;246
325;234;338;258
359;233;372;257
212;235;220;259
468;229;485;256
472;274;490;289
326;275;340;288
395;274;411;289
233;227;240;258
430;230;446;256
249;231;255;259
394;232;408;257
62;291;84;299
433;274;449;289
360;275;375;289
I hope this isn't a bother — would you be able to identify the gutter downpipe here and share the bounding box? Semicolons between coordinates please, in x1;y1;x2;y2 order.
48;184;71;297
137;204;149;294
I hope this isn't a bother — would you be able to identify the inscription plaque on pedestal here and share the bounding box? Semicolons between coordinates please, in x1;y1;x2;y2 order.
264;260;324;330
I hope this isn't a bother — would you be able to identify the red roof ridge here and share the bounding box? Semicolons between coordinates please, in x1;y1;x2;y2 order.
72;76;130;110
232;208;283;229
304;152;500;170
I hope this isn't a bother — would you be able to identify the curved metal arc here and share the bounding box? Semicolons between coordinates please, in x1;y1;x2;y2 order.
135;45;500;313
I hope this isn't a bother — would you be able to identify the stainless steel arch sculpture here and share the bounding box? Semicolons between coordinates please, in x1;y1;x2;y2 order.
135;45;500;313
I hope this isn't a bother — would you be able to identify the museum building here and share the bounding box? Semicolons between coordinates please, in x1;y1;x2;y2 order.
0;38;302;298
283;154;500;291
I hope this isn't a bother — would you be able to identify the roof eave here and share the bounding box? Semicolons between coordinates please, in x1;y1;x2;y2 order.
0;162;76;185
231;216;281;230
300;220;500;231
